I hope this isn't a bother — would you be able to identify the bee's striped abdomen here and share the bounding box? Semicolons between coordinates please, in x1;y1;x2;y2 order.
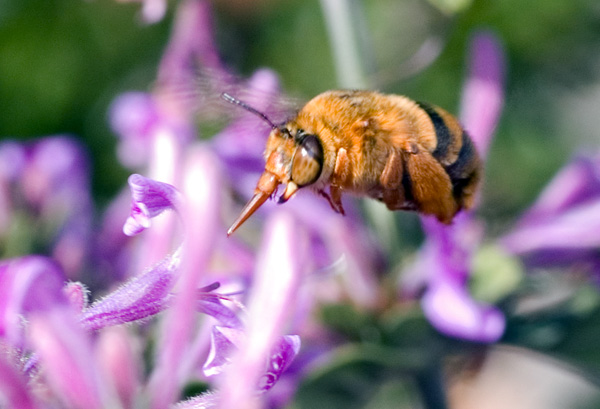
416;102;482;210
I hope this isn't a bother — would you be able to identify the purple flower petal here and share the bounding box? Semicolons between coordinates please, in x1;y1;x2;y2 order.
258;335;301;393
0;256;67;347
123;174;183;236
422;281;505;342
0;353;42;409
63;281;89;312
110;92;160;143
96;326;142;409
460;30;505;157
197;294;243;329
217;210;304;408
156;0;225;115
139;0;167;24
80;248;181;331
510;153;600;227
203;326;301;394
501;153;600;271
148;147;222;409
203;326;242;377
29;306;111;409
0;141;26;181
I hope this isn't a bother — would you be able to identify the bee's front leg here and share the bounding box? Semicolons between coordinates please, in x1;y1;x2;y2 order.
317;187;345;215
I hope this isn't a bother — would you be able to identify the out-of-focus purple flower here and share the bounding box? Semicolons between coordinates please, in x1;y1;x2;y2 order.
212;68;285;194
63;281;89;312
0;256;67;347
217;211;305;409
204;325;300;393
0;136;93;279
460;31;506;159
148;147;223;409
403;30;506;343
501;152;600;278
96;326;142;409
0;352;41;409
29;307;114;409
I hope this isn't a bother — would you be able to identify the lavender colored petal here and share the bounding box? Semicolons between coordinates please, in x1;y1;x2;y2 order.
63;281;89;312
139;0;167;24
110;92;160;143
217;211;304;409
422;281;505;343
148;147;222;409
203;326;301;394
258;335;301;393
80;247;181;331
501;200;600;256
0;141;26;181
156;0;225;116
203;326;242;377
29;306;112;409
124;174;183;236
197;295;242;329
25;136;90;206
0;256;67;347
212;69;283;190
0;353;42;409
96;326;142;409
460;30;505;158
511;153;600;227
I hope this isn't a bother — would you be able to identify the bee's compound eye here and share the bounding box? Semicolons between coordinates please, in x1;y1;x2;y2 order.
291;134;323;187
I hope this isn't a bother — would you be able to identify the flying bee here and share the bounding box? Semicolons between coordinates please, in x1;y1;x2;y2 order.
224;90;482;236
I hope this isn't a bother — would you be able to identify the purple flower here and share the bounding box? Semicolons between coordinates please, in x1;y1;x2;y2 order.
123;174;184;236
0;256;67;347
403;30;507;343
501;152;600;279
0;136;93;279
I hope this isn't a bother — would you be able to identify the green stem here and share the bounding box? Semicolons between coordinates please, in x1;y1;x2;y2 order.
416;363;448;409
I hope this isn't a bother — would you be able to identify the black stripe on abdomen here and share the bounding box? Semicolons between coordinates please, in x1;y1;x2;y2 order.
445;131;477;198
416;101;452;162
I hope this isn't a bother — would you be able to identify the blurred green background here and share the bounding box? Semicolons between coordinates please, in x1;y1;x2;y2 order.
2;0;600;219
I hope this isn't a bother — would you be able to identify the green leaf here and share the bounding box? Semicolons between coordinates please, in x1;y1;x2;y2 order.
471;244;524;303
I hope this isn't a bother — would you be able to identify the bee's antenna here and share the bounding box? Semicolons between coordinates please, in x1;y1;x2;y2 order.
221;93;278;130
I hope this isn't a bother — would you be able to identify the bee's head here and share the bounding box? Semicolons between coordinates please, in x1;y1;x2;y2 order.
222;93;323;236
264;127;324;201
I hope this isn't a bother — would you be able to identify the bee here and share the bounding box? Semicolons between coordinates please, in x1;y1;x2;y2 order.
224;90;481;236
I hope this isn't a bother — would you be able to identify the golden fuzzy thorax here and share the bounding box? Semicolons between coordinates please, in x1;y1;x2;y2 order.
287;90;440;191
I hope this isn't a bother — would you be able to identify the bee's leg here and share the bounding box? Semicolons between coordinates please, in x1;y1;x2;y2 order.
380;150;407;211
405;149;457;223
380;149;402;189
333;148;351;182
317;187;345;215
317;147;351;215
